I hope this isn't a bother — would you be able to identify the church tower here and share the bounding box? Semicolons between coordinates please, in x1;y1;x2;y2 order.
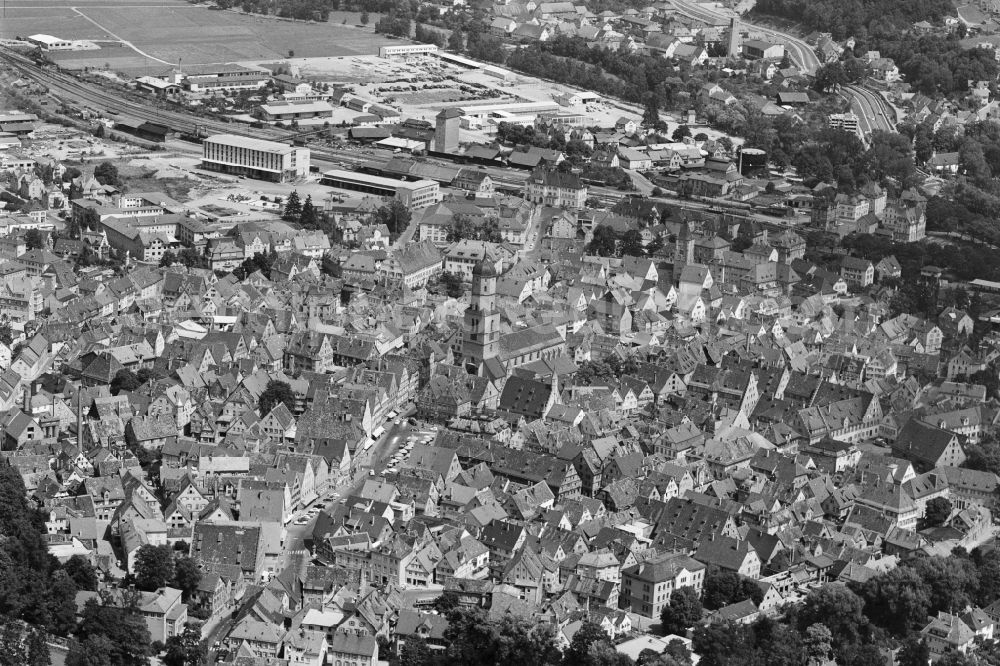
463;257;501;372
673;220;694;282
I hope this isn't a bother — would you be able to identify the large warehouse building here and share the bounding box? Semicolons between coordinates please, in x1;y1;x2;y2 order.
320;170;440;209
201;134;309;182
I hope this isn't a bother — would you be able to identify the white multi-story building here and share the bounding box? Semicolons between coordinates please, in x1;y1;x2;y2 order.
525;168;587;210
201;134;309;182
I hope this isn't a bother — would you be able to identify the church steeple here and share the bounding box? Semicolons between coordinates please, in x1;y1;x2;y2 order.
463;257;500;373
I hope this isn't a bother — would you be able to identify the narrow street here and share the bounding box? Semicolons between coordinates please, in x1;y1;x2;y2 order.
627;170;656;196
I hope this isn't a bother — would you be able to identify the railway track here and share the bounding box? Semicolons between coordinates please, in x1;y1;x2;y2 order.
1;49;251;136
1;48;389;168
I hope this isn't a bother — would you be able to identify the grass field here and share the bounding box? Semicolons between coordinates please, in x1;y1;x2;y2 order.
48;47;154;74
1;3;396;68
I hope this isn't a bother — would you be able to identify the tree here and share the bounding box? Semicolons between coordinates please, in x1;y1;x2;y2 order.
67;634;116;666
804;623;832;663
661;586;702;635
398;635;434;666
0;461;69;633
299;194;317;227
814;62;847;92
447;213;475;242
642;93;662;128
24;229;44;250
66;216;81;240
923;497;953;527
136;367;162;385
563;621;607;666
64;554;98;591
73;597;151;666
158;250;176;267
443;607;561;666
171;556;201;602
237;251;276;280
904;555;979;615
692;621;751;666
439;271;464;298
448;29;465;52
797;585;866;645
283;190;302;221
619;229;645;257
372;199;412;237
0;621;26;666
320;255;341;278
47;569;79;636
702;568;763;610
135;544;175;591
178;247;208;269
258;379;295;416
586;641;633;666
747;617;808;666
896;637;931;666
162;625;204;666
94;162;119;186
25;627;49;666
672;124;692;142
936;653;978;666
111;369;142;395
432;590;460;614
360;10;369;24
587;225;617;257
972;545;1000;606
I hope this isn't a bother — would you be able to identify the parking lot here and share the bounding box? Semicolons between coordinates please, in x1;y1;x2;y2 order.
381;425;439;477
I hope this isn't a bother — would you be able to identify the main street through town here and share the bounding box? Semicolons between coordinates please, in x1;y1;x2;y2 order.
204;410;435;661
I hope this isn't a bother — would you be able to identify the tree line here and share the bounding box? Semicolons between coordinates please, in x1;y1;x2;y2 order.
752;0;954;41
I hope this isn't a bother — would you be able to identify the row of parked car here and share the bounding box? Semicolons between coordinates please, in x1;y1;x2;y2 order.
383;427;437;476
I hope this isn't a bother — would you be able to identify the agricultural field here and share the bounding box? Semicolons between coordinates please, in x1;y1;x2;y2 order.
47;47;154;74
0;3;394;69
0;7;110;43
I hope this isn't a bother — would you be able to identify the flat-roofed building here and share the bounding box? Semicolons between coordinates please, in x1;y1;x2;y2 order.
179;64;269;92
458;100;561;121
27;34;74;50
379;44;438;60
829;112;860;135
201;134;309;182
256;100;335;122
320;169;440;209
742;39;785;60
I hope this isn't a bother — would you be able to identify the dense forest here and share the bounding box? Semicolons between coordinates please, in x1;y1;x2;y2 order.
877;36;997;96
752;0;955;40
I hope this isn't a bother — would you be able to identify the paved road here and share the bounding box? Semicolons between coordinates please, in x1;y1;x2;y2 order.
627;169;656;196
202;412;424;657
393;218;420;249
844;84;897;133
